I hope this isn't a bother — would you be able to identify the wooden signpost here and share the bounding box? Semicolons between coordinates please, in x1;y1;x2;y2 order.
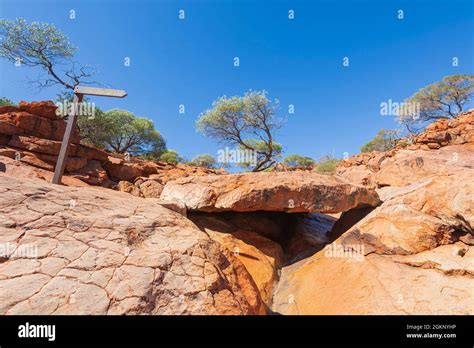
52;86;127;185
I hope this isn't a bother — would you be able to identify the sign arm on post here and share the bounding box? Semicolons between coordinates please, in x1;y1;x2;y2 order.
74;86;127;98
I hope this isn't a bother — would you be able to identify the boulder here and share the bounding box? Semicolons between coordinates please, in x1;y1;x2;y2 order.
412;110;474;147
160;171;380;213
338;172;473;255
75;145;109;163
104;157;159;182
138;180;164;198
117;181;141;197
70;160;111;186
336;165;375;187
337;110;474;188
0;174;265;315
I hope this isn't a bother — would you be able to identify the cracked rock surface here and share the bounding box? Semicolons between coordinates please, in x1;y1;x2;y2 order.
272;172;474;314
0;174;265;315
160;171;380;213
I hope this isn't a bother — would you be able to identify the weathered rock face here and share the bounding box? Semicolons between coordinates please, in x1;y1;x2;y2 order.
160;171;380;213
411;110;474;149
337;110;474;188
0;101;224;188
337;144;474;188
273;247;473;315
0;174;265;315
1;101;473;316
17;100;60;120
339;173;473;255
273;172;474;314
0;156;89;187
189;213;284;310
271;113;474;315
374;145;474;187
0;103;80;143
285;213;337;264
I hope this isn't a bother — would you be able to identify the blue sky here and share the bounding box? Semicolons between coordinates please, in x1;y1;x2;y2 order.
1;0;473;162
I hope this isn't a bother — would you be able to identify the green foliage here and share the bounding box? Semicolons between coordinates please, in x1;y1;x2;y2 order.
361;129;400;153
102;109;166;155
0;18;75;64
283;154;315;169
54;93;167;159
191;154;216;169
398;74;474;134
0;97;15;106
159;150;183;164
79;108;166;157
196;90;284;171
236;138;282;170
315;157;341;175
0;18;94;90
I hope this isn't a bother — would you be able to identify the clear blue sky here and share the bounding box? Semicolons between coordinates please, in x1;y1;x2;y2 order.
1;0;473;162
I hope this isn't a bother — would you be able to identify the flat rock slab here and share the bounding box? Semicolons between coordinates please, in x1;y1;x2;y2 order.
160;171;380;213
0;173;264;315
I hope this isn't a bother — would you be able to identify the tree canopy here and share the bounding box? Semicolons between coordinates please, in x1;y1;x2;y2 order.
0;97;15;106
315;156;340;175
361;129;400;153
283;154;315;169
102;109;166;155
0;18;96;90
159;150;184;164
196;90;284;171
397;74;474;134
190;154;217;169
75;108;166;157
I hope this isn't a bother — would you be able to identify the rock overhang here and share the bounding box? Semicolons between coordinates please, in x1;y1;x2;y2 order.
160;171;381;214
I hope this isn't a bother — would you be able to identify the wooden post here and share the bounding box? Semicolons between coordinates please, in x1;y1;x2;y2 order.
52;93;83;184
51;86;127;185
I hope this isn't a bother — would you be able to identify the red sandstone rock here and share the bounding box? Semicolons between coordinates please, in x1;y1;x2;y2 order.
0;105;21;115
161;171;381;213
0;111;80;143
273;172;474;314
0;174;264;315
70;160;111;186
18;100;59;120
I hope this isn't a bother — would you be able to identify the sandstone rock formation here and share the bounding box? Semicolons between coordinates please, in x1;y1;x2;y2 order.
285;213;337;264
190;213;284;309
0;174;265;315
273;112;474;315
0;101;224;189
160;171;380;213
273;247;473;315
337;109;474;188
1;101;472;316
338;173;473;255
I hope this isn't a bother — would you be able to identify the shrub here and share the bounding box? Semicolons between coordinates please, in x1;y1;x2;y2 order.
283;154;315;169
315;158;340;175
